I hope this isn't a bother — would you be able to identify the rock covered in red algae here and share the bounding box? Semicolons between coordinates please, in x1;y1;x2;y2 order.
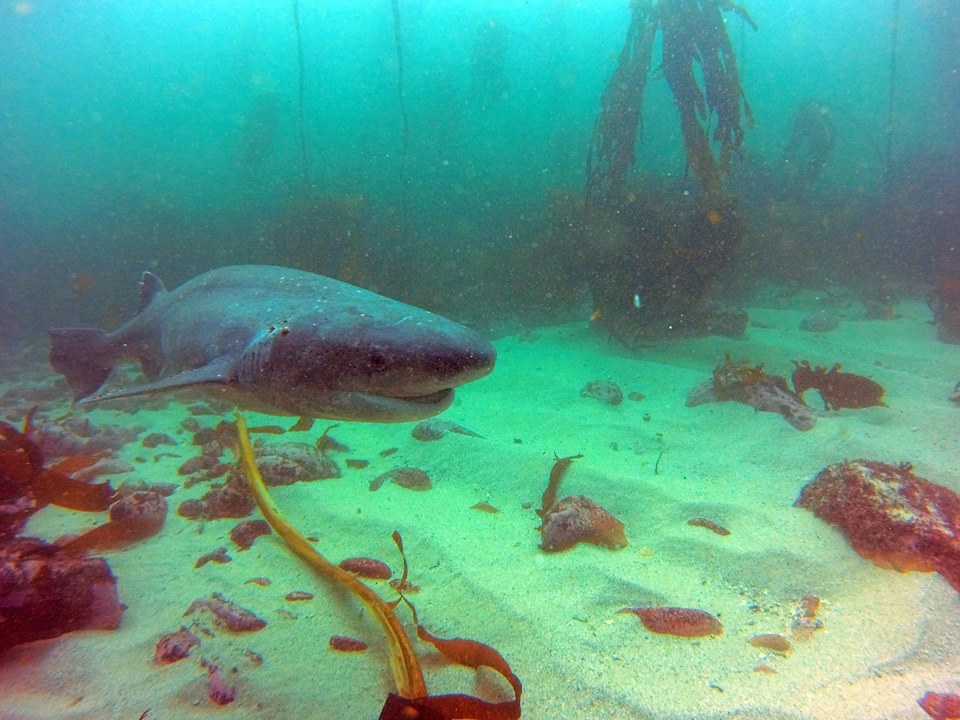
230;519;271;550
0;537;124;656
62;490;168;553
796;460;960;591
184;592;266;632
919;691;960;720
201;659;236;705
338;557;392;579
177;474;255;520
154;626;200;664
539;494;628;552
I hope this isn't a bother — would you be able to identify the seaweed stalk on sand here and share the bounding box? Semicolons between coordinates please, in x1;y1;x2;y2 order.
234;412;522;719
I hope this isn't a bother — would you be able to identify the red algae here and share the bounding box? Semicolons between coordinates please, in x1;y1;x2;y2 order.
919;691;960;720
618;606;723;637
195;547;231;568
791;594;823;639
184;593;266;632
154;626;200;665
338;556;393;579
63;491;167;553
687;517;730;536
796;460;960;591
230;519;271;550
792;360;885;410
472;502;500;513
749;633;791;653
329;635;369;652
540;494;627;552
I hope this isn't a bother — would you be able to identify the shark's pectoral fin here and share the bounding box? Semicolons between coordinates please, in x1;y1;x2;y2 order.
78;356;236;405
289;416;316;432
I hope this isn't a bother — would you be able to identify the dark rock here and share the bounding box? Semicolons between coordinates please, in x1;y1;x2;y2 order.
411;419;482;441
179;455;218;476
799;311;840;333
255;442;339;485
142;432;177;448
0;537;124;657
154;626;200;664
580;380;624;406
369;467;432;492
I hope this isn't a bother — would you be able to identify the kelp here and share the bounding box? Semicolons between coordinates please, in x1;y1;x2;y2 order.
586;0;756;204
234;413;522;719
584;1;657;209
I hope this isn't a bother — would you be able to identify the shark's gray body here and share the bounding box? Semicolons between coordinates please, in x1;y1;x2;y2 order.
48;265;496;423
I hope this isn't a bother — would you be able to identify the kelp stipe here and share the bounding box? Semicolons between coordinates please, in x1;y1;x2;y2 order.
234;412;522;719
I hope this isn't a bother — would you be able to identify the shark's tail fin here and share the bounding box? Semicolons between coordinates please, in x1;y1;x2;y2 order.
48;327;117;401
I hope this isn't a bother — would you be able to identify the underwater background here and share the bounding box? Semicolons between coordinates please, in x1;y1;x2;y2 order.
2;1;960;719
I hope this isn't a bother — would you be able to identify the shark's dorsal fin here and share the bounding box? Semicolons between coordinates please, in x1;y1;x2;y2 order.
139;272;168;312
78;356;234;405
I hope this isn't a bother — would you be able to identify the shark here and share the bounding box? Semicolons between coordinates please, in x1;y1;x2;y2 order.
48;265;496;424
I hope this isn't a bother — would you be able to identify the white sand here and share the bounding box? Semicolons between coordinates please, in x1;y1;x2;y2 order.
2;299;959;719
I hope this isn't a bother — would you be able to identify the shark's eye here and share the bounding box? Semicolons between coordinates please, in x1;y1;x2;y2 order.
367;351;388;371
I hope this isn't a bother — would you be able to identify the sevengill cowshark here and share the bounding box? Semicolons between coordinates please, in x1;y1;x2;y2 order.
48;265;496;424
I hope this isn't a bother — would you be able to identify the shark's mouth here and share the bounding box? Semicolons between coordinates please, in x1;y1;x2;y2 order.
389;388;454;405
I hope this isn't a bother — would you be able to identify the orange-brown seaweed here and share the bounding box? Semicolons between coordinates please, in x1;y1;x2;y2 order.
538;453;583;518
63;491;167;553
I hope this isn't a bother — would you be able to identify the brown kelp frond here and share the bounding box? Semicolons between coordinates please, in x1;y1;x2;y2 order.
586;0;756;203
585;0;657;209
661;0;756;193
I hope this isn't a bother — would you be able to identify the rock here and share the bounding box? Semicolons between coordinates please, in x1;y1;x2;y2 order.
0;536;124;657
799;311;840;332
686;355;816;431
411;419;482;441
177;474;255;520
154;626;200;664
369;467;432;492
142;432;177;448
539;494;627;552
254;442;340;485
796;460;960;592
580;380;624;406
178;455;218;476
230;519;271;550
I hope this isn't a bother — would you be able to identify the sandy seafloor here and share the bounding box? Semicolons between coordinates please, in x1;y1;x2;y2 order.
1;297;959;720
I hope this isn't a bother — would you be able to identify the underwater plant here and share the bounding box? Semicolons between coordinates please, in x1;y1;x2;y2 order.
577;1;756;345
234;413;522;719
586;0;756;205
